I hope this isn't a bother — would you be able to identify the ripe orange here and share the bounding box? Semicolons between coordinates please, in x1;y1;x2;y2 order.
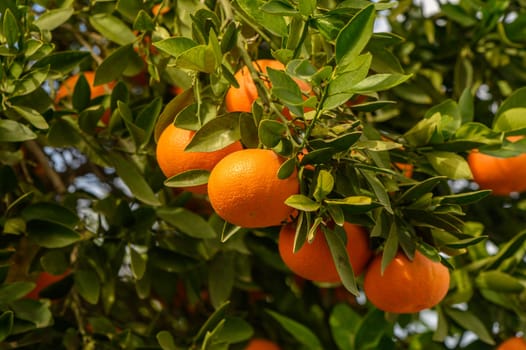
497;337;526;350
156;123;243;194
25;270;70;300
467;136;526;196
225;59;310;113
207;149;299;228
363;251;450;314
152;3;170;16
55;71;115;124
394;162;413;178
278;222;372;283
245;338;281;350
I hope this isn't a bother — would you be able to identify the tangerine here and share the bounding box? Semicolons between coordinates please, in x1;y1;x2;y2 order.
25;270;70;300
225;59;310;113
278;222;372;283
363;250;450;313
497;337;526;350
207;149;299;228
245;338;281;350
467;136;526;196
156;123;243;194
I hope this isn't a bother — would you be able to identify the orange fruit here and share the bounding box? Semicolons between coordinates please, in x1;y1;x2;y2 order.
394;162;413;178
152;3;170;16
278;222;372;283
497;337;526;350
225;59;310;113
55;71;115;125
207;149;299;228
25;270;70;300
245;338;281;350
467;136;526;196
156;123;243;194
363;251;450;314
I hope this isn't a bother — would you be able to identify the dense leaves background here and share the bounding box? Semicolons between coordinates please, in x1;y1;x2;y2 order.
0;0;526;349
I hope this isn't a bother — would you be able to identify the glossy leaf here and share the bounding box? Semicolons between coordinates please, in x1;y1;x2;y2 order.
157;207;216;239
34;7;73;31
0;311;13;342
335;4;375;69
89;14;136;46
266;310;323;350
325;226;359;296
26;220;81;248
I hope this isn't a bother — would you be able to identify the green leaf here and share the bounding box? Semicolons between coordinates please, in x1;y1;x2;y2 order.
157;331;177;350
156;207;216;239
137;97;163;149
10;105;48;130
0;311;13;342
438;190;491;205
335;4;375;69
360;170;392;214
34;7;74;31
493;108;526;132
185;114;241;152
266;310;323;350
164;169;210;188
444;308;495;345
12;66;50;97
153;37;198;57
214;317;254;344
258;119;287;148
325;226;359;296
89;14;136;46
107;153;161;206
26;220;81;248
208;252;235;309
0;119;37;142
175;44;218;73
3;9;18;48
237;0;288;37
10;299;53;328
313;170;334;201
458;88;474;123
426;151;473;179
130;246;147;280
277;157;296;180
496;86;526;117
194;301;230;342
133;10;155;31
329;304;362;350
33;51;90;78
95;44;135;85
404;113;441;147
354;308;390;350
21;202;79;228
75;269;100;304
397;176;446;203
324;196;372;206
155;89;194;142
284;194;320;212
0;282;35;303
381;222;399;274
350;73;412;93
299;0;316;16
475;270;525;293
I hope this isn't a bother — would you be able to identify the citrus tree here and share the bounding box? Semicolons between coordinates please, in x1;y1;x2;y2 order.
1;0;526;349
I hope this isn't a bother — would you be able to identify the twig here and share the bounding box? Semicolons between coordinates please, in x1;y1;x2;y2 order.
23;140;67;194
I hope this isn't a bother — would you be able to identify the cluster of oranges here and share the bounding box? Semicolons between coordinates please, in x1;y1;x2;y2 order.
155;59;451;317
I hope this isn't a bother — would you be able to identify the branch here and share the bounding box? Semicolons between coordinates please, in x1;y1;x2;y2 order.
23;140;67;194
